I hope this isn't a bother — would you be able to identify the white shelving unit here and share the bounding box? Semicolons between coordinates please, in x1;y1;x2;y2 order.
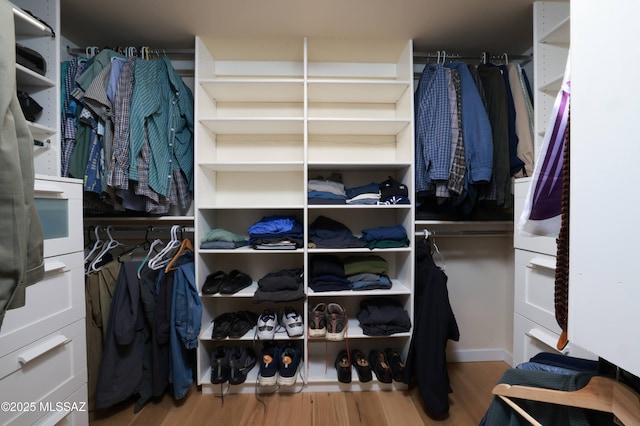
13;0;60;177
194;37;415;393
532;1;570;154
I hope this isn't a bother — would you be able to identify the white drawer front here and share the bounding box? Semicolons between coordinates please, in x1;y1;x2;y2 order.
0;251;84;358
513;178;557;256
34;384;88;426
514;249;561;333
0;319;87;426
34;177;83;259
513;313;596;367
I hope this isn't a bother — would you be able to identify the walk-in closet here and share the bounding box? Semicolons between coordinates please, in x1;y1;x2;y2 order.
2;0;640;424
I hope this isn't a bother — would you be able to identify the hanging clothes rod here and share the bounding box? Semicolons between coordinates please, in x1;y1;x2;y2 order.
66;45;194;58
416;229;513;237
413;51;531;64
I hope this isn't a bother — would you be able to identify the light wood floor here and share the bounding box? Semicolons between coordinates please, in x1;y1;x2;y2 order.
89;361;509;425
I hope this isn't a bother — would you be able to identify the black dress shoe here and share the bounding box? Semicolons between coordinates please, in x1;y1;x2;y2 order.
368;349;392;383
351;349;372;383
210;346;230;384
335;349;352;383
384;348;405;382
202;270;227;294
211;312;237;339
220;269;253;294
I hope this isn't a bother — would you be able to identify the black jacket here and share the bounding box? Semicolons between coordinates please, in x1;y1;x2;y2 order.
403;240;460;419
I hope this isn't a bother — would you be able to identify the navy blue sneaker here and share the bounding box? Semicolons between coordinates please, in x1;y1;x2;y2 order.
277;342;301;386
258;341;280;386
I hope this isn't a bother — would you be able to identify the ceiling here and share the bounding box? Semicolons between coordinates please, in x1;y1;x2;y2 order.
60;0;536;58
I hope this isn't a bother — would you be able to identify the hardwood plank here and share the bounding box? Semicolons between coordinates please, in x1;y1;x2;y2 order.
344;391;386;426
311;392;350;425
377;390;425;425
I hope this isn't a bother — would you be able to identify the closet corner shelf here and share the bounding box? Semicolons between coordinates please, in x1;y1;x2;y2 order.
539;16;570;45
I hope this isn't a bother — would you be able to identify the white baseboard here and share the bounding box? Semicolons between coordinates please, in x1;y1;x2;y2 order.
447;348;513;366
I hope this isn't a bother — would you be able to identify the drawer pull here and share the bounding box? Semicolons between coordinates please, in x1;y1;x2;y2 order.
34;181;65;194
528;257;556;270
526;328;568;354
44;260;66;273
17;335;69;365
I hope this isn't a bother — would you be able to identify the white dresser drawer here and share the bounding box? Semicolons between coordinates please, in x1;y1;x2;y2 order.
0;251;84;358
34;176;83;259
513;178;557;256
513;313;597;367
34;384;89;426
514;249;561;333
0;319;87;426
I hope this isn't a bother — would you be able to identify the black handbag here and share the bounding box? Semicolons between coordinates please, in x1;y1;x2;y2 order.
16;43;47;76
17;90;43;122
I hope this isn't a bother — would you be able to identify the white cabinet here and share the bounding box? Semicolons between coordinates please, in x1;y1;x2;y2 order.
13;0;61;177
194;37;414;392
0;177;87;425
570;0;640;378
512;178;595;366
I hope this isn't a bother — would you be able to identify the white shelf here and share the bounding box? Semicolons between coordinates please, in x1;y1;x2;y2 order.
199;247;304;254
307;79;410;103
199;162;304;172
307;318;411;340
199;322;303;342
308;161;412;170
13;6;54;37
539;16;570;45
26;120;56;137
200;117;304;134
16;64;55;87
308;118;410;136
200;78;304;102
307;204;411;210
308;247;411;254
307;279;411;297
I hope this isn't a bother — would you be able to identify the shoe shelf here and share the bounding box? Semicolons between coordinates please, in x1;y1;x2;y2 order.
195;37;415;393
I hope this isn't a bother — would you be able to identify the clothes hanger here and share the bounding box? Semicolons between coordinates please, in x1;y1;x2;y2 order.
137;238;165;279
148;225;182;270
117;225;154;263
164;237;194;273
84;225;104;264
424;229;446;271
88;225;124;273
492;376;640;426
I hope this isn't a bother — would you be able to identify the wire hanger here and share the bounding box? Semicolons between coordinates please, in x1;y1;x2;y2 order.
424;229;446;271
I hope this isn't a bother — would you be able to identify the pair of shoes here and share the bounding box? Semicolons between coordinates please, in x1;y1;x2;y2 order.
210;345;257;385
258;341;302;387
368;348;405;383
308;302;347;341
202;269;253;295
334;349;372;383
257;307;303;339
211;310;259;339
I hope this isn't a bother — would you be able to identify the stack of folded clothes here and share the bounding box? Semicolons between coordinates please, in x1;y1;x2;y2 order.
357;298;411;336
343;255;392;290
361;224;409;249
308;173;346;204
308;216;367;248
378;176;410;205
252;268;305;303
200;228;249;249
248;215;304;250
345;182;380;205
309;255;351;292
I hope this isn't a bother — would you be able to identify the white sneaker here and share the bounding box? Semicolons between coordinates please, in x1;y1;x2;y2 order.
257;310;277;340
281;307;303;337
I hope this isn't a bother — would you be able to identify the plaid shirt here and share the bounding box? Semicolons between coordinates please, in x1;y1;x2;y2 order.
109;57;136;189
